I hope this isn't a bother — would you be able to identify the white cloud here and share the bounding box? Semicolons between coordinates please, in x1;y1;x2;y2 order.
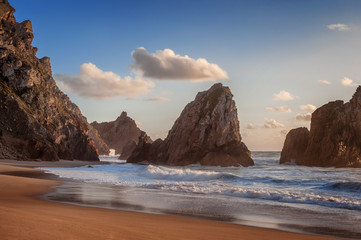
56;63;154;99
300;104;316;112
327;23;350;31
266;106;291;112
318;80;331;85
273;90;294;101
296;113;312;121
341;77;358;87
245;123;257;129
145;97;171;102
264;119;285;129
131;47;229;81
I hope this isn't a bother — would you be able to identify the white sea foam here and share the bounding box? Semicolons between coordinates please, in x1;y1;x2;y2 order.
40;153;361;211
143;165;228;181
100;158;126;164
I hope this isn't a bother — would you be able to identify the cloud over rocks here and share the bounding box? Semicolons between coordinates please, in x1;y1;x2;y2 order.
264;119;285;129
266;106;291;112
341;77;358;87
273;90;294;101
131;47;229;81
300;104;316;112
327;23;350;31
56;63;154;99
296;113;312;121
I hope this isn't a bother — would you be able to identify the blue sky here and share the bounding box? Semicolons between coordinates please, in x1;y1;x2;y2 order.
11;0;361;150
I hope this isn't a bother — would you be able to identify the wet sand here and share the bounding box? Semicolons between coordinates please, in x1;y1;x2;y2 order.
0;160;338;240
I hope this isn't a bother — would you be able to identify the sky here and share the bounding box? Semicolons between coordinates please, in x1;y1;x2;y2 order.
11;0;361;151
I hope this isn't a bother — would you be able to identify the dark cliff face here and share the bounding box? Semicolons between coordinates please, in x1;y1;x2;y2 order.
0;2;98;161
280;87;361;168
128;83;254;167
91;112;149;159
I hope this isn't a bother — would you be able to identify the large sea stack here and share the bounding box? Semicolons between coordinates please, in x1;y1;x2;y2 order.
0;2;98;161
280;87;361;168
91;112;151;159
128;83;254;167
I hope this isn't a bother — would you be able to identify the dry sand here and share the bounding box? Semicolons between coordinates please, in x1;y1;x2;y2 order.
0;160;337;240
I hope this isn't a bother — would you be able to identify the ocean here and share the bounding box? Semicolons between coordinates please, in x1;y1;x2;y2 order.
40;152;361;239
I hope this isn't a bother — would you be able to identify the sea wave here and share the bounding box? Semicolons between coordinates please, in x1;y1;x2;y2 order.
141;182;361;210
321;181;361;193
143;165;238;182
40;159;361;211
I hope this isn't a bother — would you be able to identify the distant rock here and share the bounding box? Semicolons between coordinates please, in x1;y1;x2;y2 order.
87;124;110;155
91;112;151;159
280;127;309;165
0;2;98;161
280;87;361;168
128;83;254;167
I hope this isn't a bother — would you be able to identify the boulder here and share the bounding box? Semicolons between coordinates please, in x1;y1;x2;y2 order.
128;83;254;167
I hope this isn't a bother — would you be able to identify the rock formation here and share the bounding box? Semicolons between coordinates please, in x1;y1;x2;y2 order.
91;112;150;159
87;124;110;155
0;2;98;161
279;127;309;165
280;87;361;168
128;83;254;167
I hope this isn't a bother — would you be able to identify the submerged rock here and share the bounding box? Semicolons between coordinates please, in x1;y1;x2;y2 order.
91;112;151;159
0;2;98;161
128;83;254;167
280;87;361;167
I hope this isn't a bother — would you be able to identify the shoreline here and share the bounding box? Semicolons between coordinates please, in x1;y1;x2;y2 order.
0;160;339;240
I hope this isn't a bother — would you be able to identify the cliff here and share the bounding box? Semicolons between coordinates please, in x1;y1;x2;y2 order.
280;87;361;167
0;2;98;161
128;83;254;167
90;112;149;159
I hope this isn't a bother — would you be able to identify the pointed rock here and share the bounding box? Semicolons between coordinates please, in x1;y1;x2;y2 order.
128;83;254;167
91;112;151;159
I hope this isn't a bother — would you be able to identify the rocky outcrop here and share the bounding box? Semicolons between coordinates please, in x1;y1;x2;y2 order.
280;87;361;168
90;112;150;159
87;124;110;155
280;127;309;165
0;2;98;161
128;83;254;167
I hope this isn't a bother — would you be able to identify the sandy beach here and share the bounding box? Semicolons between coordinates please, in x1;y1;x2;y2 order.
0;160;338;240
